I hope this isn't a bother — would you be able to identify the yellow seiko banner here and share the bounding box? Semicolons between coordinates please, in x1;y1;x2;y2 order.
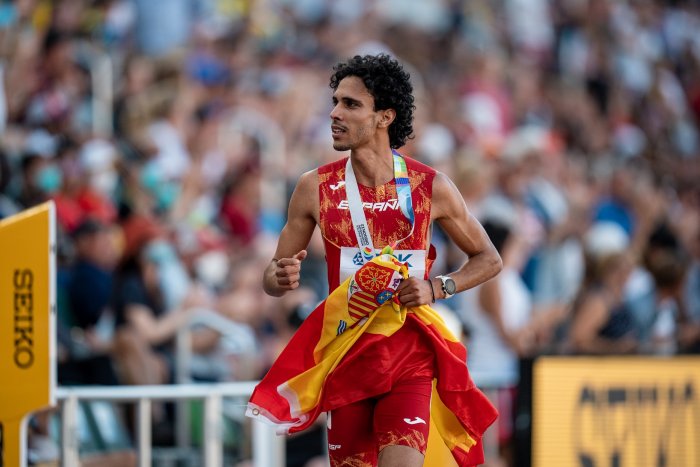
0;202;56;467
533;356;700;467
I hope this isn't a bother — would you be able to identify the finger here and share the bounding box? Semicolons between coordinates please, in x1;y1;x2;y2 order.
293;250;308;261
277;264;301;275
277;257;302;267
398;290;417;305
278;273;301;285
279;278;300;290
396;277;418;292
401;288;431;307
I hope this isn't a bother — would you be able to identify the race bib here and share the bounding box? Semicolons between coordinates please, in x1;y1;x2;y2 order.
339;247;426;284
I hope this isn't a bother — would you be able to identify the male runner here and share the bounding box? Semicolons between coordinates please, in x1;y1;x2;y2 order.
262;54;502;466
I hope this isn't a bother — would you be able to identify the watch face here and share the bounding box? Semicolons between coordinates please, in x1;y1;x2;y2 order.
444;277;456;295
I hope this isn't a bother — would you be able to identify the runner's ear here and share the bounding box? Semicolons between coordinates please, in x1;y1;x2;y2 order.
378;109;396;128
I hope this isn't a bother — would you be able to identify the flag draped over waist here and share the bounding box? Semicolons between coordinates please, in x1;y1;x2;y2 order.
246;252;498;465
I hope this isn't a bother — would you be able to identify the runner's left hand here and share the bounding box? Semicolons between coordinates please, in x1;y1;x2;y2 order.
396;277;434;308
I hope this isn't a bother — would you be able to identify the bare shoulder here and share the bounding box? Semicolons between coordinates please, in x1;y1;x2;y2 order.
431;170;466;221
289;168;320;223
432;170;457;195
295;168;319;194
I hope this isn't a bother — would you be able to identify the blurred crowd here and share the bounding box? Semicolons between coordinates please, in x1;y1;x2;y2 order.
1;0;700;465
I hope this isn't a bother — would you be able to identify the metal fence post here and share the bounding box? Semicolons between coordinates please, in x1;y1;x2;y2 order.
136;398;152;467
203;393;223;466
175;326;192;450
252;420;284;467
60;395;80;467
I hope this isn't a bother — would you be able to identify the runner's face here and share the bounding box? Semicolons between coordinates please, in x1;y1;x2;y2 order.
330;77;381;151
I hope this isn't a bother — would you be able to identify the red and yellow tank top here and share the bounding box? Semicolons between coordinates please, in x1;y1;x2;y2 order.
318;155;437;291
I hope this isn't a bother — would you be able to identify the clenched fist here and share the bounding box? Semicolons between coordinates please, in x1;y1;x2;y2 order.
273;250;308;292
396;277;436;308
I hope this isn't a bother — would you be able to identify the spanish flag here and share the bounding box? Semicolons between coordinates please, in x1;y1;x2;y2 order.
246;252;497;465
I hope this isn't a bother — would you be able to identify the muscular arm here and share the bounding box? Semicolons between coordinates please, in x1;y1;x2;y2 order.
262;170;319;297
431;172;503;296
397;172;502;307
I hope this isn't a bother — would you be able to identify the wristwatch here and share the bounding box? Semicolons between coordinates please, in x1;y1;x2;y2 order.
436;275;456;299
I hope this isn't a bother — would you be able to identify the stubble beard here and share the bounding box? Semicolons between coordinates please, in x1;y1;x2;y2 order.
333;141;352;151
333;124;373;152
332;131;356;151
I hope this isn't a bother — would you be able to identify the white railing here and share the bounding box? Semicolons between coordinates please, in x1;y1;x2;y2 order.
56;381;284;467
56;378;512;467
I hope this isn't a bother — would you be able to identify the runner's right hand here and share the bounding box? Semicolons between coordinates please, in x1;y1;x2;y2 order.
274;250;307;291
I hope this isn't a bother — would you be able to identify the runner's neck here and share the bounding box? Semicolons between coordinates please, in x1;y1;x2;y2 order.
349;148;394;187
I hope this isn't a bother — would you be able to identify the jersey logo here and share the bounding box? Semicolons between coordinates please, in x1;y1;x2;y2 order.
395;253;413;266
337;199;400;212
403;417;426;425
329;181;345;191
351;250;414;267
340;247;426;285
352;251;364;266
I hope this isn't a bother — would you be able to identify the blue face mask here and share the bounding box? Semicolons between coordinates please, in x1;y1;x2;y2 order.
140;163;180;212
140;163;160;191
156;182;180;212
34;165;63;194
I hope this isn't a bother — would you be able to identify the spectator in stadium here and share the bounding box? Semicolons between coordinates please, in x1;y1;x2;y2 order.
459;218;568;376
110;214;217;387
52;138;119;233
567;250;639;355
639;223;696;355
681;225;700;354
66;218;118;339
56;217;121;386
17;152;61;208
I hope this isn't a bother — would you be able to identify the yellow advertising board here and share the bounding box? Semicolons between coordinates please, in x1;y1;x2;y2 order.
533;356;700;467
0;202;56;467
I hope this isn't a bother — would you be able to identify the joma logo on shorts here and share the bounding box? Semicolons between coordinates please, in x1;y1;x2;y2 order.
403;417;426;425
328;444;342;450
337;199;400;211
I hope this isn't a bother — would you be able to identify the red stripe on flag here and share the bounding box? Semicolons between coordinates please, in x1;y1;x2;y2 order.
348;310;365;320
348;300;373;315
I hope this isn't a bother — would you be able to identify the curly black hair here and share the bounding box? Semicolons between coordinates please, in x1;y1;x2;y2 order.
329;54;415;149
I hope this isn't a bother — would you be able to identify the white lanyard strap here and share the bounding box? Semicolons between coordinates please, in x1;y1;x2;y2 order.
344;156;375;261
344;152;415;264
